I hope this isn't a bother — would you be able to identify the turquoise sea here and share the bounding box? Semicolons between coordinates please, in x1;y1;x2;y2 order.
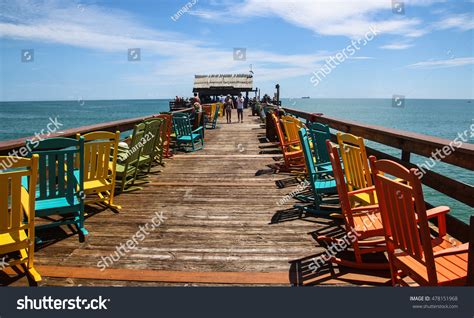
0;98;472;223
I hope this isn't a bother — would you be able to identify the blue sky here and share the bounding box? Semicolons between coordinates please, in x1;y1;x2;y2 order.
0;0;473;101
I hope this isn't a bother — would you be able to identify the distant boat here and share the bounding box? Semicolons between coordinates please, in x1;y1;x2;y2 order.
468;100;472;103
301;96;310;99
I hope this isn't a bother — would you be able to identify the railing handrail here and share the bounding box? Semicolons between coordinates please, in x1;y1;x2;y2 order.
283;107;474;170
0;107;194;155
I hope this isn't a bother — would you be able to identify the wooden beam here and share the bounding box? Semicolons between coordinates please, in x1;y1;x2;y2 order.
31;266;290;285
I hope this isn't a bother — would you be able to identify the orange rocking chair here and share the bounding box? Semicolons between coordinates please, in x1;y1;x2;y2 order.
370;156;469;286
269;113;305;173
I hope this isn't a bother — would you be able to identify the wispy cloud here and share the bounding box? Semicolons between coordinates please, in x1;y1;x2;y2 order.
0;0;335;84
380;42;414;50
190;0;439;38
433;13;474;31
408;57;474;69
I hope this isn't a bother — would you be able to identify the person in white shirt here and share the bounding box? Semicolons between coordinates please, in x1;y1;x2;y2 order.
236;93;244;123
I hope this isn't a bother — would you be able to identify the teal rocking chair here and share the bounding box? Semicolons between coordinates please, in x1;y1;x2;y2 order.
25;137;87;242
173;114;204;152
308;122;333;173
294;128;339;217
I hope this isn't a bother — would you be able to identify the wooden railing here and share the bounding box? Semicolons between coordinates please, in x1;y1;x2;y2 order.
283;107;474;240
0;108;193;156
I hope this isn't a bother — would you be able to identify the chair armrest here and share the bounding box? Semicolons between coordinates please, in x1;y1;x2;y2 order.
426;206;450;237
282;140;300;147
348;186;376;196
433;243;468;258
426;206;450;218
192;126;203;134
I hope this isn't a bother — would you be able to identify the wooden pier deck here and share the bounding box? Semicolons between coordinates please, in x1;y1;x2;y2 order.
3;109;391;287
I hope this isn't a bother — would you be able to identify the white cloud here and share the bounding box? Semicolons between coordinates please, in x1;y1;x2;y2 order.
190;0;439;38
380;42;414;49
434;13;474;31
0;0;338;85
407;57;474;69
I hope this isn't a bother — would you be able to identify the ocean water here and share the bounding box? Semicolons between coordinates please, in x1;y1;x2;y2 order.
0;100;169;141
0;98;472;222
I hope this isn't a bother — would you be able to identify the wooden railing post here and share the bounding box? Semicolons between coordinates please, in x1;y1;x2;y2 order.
401;150;411;163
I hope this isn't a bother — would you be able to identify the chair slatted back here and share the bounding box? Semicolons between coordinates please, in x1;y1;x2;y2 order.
271;113;287;148
142;119;164;157
203;105;212;118
193;111;203;130
281;115;300;144
0;156;38;232
124;123;146;165
326;141;352;223
212;104;220;125
370;157;437;283
298;128;317;192
337;132;372;192
26;138;84;201
309;123;331;164
173;114;192;137
155;114;172;157
79;131;119;182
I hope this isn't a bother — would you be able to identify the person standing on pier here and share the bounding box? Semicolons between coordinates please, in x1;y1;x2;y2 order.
193;93;201;104
225;95;234;124
236;93;244;123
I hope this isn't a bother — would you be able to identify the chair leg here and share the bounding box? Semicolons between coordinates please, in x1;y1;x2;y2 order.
27;265;42;282
78;210;88;242
104;189;121;210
